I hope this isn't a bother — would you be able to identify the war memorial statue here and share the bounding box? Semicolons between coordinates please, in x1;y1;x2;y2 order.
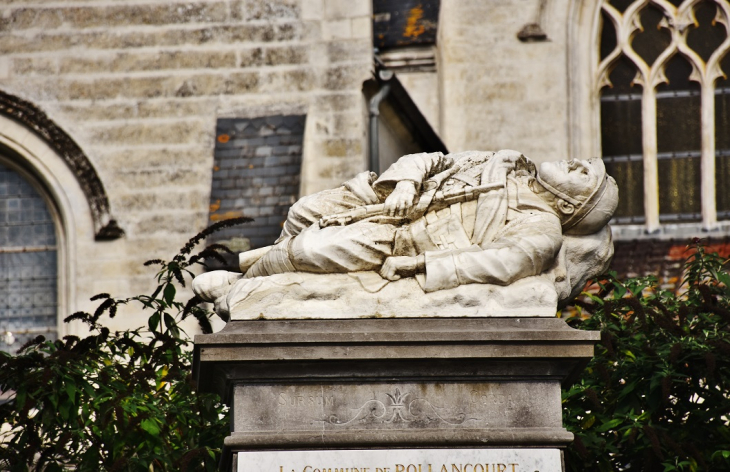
193;149;619;319
192;149;616;471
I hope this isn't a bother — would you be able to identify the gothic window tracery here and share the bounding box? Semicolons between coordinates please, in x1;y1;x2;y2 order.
598;0;730;230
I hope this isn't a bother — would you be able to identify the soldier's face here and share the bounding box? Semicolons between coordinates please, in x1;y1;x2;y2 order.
539;159;600;201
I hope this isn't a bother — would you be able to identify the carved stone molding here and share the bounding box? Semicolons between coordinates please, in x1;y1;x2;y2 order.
322;388;473;427
0;90;123;240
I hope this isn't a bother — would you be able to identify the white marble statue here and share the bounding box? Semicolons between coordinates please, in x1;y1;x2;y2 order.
194;150;619;320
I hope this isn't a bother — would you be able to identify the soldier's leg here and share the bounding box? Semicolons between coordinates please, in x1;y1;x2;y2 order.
246;222;396;277
241;171;379;272
239;186;366;272
277;187;367;242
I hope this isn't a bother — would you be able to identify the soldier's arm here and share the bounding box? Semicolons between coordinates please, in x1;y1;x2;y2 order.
421;214;563;292
373;152;454;217
373;152;453;194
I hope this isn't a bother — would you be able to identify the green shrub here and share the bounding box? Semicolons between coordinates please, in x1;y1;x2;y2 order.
0;218;249;471
6;221;729;471
564;242;730;472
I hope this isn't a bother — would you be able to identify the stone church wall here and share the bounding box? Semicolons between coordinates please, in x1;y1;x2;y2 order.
0;0;373;332
437;0;572;164
0;0;583;335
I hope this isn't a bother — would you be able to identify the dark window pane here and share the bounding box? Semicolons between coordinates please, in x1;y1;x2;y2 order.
655;55;701;221
656;92;701;154
0;161;58;352
601;57;643;157
605;159;644;222
716;54;730;216
603;55;642;95
657;55;702;157
717;52;730;152
631;4;672;66
687;1;727;63
601;98;643;157
601;56;643;221
0;162;56;248
657;53;700;93
658;156;702;221
600;10;617;61
608;0;637;13
716;154;730;217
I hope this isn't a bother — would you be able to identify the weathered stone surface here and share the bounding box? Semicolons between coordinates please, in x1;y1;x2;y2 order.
239;0;300;21
324;0;370;19
59;50;237;74
128;212;208;237
93;145;212;168
321;137;362;156
12;57;57;76
322;64;370;90
222;273;559;319
194;317;597;468
327;40;372;64
264;45;310;65
5;2;229;30
260;69;315;93
0;23;306;54
2;7;64;30
234;381;561;433
88;119;210;145
321;18;352;40
116;189;209;212
437;1;571;161
309;93;362;113
111;166;209;189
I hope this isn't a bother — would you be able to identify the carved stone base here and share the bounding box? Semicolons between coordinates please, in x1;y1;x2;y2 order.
193;317;598;471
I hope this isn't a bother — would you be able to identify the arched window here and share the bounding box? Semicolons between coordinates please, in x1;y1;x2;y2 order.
0;91;123;352
0;157;58;351
597;0;730;231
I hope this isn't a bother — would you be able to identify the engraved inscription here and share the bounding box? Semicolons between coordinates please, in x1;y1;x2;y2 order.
240;448;563;472
296;465;519;472
277;393;335;408
469;390;516;411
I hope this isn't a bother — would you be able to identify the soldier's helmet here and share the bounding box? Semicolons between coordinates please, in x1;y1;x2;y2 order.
562;157;619;235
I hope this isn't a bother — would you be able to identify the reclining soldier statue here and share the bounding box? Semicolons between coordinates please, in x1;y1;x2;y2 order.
193;149;619;320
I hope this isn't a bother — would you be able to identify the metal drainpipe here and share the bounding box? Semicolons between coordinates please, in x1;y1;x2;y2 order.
368;69;393;174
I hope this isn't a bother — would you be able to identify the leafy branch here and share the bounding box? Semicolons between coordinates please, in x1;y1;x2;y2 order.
564;240;730;472
0;217;251;471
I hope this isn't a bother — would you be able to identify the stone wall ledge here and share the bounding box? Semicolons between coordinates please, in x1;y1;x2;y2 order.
194;317;599;400
223;428;576;449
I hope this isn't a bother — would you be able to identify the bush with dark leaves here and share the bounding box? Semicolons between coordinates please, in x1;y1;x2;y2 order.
564;242;730;472
0;218;250;471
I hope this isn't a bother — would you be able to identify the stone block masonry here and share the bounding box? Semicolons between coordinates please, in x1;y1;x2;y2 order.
209;115;305;249
0;0;372;334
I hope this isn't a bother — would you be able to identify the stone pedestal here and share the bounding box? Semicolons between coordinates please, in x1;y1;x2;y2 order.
193;317;598;471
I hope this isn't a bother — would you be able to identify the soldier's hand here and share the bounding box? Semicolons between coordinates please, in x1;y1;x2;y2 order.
319;214;351;227
481;150;524;183
384;180;418;217
379;256;418;281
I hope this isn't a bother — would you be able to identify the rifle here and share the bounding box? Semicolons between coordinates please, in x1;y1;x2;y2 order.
319;181;504;227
